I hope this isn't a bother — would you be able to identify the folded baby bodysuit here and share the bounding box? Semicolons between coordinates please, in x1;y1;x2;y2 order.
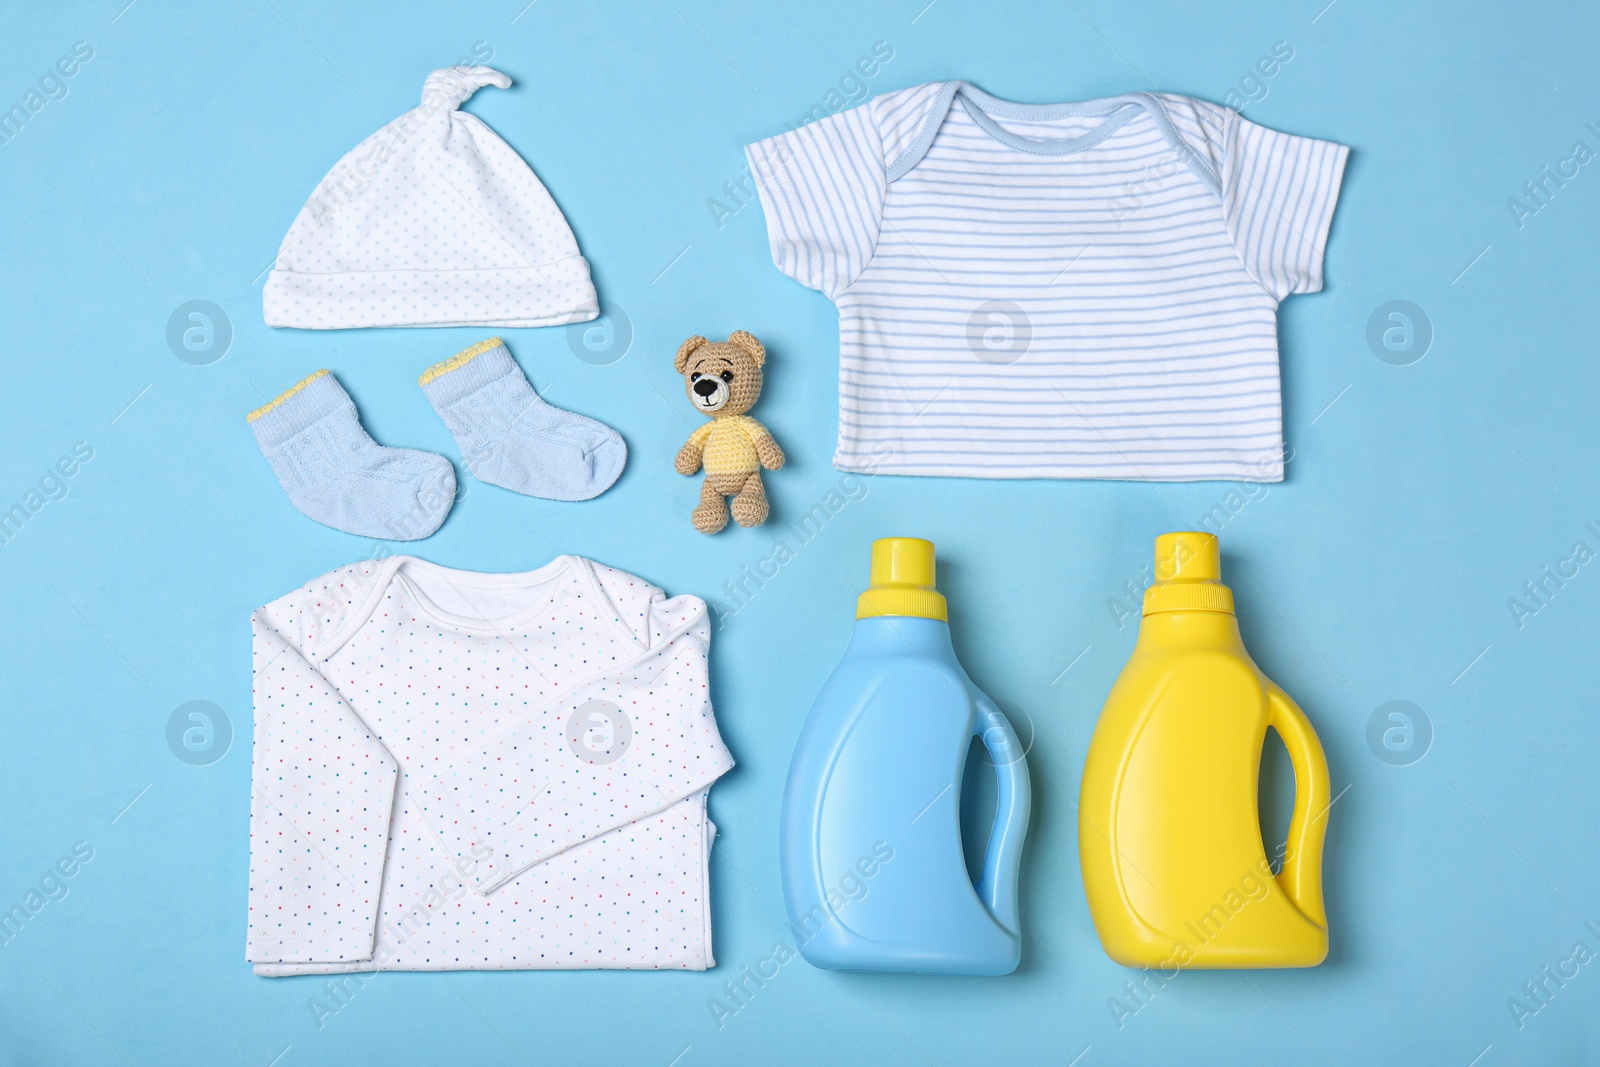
745;83;1349;482
246;555;733;974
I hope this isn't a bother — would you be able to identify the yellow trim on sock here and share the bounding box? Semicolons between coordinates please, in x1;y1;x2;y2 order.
247;369;329;423
419;337;504;386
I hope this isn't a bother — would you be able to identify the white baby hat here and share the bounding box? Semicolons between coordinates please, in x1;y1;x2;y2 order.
263;67;599;329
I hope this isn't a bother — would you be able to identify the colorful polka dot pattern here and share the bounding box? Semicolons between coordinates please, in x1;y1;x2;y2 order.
246;556;734;973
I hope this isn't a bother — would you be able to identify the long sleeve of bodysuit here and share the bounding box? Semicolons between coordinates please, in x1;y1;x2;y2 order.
245;605;399;965
413;593;734;895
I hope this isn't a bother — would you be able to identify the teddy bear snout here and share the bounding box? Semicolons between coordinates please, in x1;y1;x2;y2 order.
691;375;729;410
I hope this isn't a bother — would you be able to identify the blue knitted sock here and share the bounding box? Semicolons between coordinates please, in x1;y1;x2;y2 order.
249;370;456;540
419;339;626;501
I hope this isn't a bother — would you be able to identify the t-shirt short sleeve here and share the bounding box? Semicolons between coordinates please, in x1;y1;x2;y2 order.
1221;115;1349;301
745;105;886;300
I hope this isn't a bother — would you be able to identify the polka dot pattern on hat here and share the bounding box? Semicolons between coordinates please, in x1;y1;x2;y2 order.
262;67;600;329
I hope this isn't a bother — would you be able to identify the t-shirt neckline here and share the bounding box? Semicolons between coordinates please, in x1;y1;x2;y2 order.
389;554;578;634
953;82;1152;155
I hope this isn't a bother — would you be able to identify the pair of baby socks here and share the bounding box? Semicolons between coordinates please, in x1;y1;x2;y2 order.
248;339;625;541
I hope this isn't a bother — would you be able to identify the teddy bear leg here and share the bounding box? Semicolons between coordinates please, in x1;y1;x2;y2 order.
691;478;729;534
730;472;770;528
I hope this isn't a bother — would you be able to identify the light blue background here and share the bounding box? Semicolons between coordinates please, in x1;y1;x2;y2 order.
2;1;1597;1063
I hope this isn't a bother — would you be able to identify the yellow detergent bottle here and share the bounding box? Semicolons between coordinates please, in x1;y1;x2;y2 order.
1079;532;1331;969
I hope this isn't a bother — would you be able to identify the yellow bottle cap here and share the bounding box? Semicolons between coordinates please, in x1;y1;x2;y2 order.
1143;531;1236;615
856;537;949;621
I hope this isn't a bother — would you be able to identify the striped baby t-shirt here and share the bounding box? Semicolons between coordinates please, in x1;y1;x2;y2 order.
745;82;1348;482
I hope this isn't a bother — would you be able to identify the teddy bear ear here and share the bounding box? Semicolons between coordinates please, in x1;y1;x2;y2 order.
674;336;708;373
727;330;765;366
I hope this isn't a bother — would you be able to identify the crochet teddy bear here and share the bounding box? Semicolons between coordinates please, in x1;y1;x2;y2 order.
673;331;785;534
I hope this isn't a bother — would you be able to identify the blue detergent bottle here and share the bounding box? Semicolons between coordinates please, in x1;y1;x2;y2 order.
779;537;1031;975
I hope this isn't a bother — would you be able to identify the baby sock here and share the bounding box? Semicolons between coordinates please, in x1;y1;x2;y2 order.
249;370;456;540
419;338;626;501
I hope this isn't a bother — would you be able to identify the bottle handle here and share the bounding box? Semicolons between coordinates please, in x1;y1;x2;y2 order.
972;696;1031;935
1264;685;1331;928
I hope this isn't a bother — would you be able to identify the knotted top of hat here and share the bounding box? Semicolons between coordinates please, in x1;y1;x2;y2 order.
422;66;510;109
263;66;599;330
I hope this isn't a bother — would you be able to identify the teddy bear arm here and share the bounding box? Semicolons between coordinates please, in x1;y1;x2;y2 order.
752;428;785;470
674;438;704;475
